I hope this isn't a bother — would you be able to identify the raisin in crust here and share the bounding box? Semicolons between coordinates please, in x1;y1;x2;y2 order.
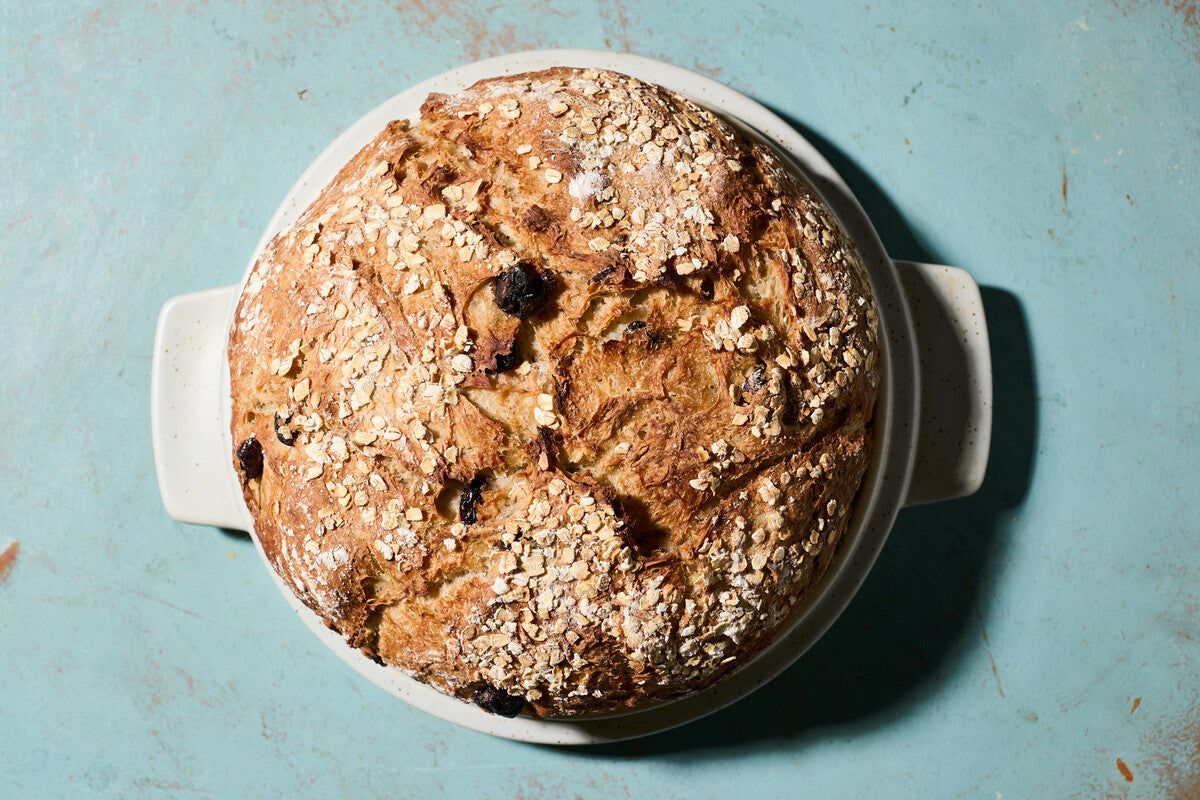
228;67;880;717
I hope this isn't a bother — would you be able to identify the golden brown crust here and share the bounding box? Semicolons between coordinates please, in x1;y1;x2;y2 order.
228;67;880;716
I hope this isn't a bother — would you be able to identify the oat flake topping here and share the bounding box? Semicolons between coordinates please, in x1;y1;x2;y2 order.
229;67;879;716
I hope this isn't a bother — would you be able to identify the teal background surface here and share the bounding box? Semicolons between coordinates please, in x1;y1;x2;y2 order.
2;1;1198;797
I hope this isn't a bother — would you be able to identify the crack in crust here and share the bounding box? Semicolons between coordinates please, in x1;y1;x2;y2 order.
228;67;880;716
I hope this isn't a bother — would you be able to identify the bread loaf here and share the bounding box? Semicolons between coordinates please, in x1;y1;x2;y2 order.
228;67;880;717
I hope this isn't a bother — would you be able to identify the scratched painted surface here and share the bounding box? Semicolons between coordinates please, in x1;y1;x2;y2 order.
1;1;1198;797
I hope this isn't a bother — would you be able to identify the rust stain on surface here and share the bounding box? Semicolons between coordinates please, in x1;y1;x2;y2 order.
970;588;1005;698
1116;758;1134;782
1062;162;1069;205
461;21;527;61
0;542;17;584
1118;0;1200;63
596;0;633;53
1132;696;1142;713
988;655;1006;698
393;0;539;62
1129;0;1200;63
1170;1;1200;62
1148;703;1200;799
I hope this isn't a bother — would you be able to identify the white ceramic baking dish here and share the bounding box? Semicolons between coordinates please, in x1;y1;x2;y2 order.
151;49;991;745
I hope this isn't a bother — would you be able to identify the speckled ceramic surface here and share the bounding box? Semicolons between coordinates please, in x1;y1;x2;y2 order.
4;2;1198;795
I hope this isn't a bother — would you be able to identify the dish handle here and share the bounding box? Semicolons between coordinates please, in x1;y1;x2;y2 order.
151;286;248;530
895;262;993;507
150;266;991;521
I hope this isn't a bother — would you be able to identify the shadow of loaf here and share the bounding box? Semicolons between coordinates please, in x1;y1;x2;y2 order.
575;111;1035;753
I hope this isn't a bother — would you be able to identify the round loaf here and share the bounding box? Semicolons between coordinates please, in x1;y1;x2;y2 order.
229;67;880;716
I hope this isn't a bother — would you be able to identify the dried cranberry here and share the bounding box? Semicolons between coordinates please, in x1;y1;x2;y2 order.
274;412;295;446
743;365;767;394
493;347;520;373
472;685;524;717
459;475;488;525
590;264;618;284
236;437;263;479
625;320;663;348
494;261;553;320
